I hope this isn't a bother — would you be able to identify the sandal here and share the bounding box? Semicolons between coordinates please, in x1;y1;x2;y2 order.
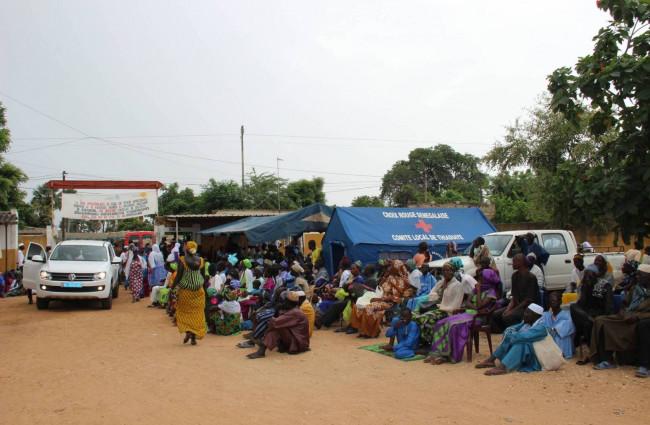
576;357;589;366
334;328;348;333
636;367;649;378
593;361;617;370
485;367;508;376
475;360;496;369
237;341;256;349
431;357;447;365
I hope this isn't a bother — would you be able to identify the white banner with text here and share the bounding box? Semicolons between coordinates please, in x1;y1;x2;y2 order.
61;191;158;220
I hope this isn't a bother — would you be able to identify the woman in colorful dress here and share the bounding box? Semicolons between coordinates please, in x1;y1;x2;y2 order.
425;267;501;364
207;287;242;335
349;260;413;338
411;261;464;347
171;241;206;345
127;246;147;303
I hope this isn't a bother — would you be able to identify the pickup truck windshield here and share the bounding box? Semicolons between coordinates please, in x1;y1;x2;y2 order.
462;235;513;256
50;245;108;262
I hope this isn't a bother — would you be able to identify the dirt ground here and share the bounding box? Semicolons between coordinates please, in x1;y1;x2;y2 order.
1;293;648;425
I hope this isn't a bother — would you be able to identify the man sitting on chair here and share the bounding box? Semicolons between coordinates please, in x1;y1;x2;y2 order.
476;303;547;375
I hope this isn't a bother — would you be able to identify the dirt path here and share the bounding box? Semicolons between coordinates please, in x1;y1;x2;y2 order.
0;294;647;425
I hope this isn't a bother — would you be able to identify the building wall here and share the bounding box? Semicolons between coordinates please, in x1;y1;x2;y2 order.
0;209;19;273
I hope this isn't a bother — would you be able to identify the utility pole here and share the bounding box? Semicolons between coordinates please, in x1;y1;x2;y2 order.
61;171;67;239
276;157;281;211
424;171;428;204
240;125;245;186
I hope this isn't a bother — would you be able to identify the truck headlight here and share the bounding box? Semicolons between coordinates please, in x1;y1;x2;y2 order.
40;270;52;280
94;272;107;280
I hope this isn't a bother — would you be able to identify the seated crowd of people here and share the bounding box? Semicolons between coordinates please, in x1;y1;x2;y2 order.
7;233;647;377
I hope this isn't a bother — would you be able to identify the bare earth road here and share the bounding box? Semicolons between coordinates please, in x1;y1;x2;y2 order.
1;294;648;425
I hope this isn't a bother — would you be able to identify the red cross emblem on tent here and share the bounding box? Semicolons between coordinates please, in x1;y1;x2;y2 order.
415;219;433;233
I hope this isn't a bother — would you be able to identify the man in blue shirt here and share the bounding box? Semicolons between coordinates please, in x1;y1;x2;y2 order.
380;308;420;359
477;303;548;375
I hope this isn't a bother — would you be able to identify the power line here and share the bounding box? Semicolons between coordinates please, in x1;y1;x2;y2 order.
11;132;481;146
5;137;89;154
1;92;384;179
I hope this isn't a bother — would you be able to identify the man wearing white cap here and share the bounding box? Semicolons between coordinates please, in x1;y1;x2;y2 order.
476;303;547;375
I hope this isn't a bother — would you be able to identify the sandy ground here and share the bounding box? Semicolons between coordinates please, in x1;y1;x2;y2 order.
1;293;648;425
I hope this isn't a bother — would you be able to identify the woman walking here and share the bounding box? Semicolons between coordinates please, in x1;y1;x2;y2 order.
172;241;206;345
148;244;167;290
127;246;147;302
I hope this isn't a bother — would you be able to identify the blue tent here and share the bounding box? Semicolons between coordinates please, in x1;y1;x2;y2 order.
199;203;334;245
321;207;497;275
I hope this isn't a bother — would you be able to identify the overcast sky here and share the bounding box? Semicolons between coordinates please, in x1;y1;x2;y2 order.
0;1;610;208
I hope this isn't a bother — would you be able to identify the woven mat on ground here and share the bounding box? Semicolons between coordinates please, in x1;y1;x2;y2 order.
359;344;426;362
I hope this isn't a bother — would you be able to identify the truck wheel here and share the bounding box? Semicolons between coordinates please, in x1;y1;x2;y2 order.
112;280;119;299
101;294;113;310
36;298;49;310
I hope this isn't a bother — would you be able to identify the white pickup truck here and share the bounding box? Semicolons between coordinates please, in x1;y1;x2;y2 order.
429;230;625;292
22;240;122;310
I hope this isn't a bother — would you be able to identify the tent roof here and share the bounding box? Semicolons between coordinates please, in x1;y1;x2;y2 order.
199;203;333;244
324;207;496;247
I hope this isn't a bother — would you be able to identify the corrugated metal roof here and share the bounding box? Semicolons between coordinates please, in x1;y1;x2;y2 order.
160;210;293;219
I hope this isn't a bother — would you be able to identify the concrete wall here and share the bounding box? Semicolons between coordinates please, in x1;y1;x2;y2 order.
0;209;19;273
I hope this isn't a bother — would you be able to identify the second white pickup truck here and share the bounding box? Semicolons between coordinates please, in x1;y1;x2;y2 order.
429;229;625;292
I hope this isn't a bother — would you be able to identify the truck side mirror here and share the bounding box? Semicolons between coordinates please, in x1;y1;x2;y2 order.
112;256;122;265
31;255;45;263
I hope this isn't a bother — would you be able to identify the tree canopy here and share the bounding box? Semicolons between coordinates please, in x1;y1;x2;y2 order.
158;174;327;215
380;145;485;207
547;0;650;242
483;96;601;224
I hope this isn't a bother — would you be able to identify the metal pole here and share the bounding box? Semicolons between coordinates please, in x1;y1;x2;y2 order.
240;125;245;186
61;172;67;239
276;157;283;212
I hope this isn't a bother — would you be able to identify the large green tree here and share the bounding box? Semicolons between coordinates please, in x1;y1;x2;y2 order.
0;102;35;227
199;179;246;211
159;183;201;215
483;96;601;224
380;145;485;207
351;195;385;207
286;177;326;208
487;171;542;223
547;0;650;243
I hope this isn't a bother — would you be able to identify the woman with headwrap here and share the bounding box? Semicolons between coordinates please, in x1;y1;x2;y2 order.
570;263;615;365
425;267;501;364
127;246;147;303
171;241;206;345
349;260;414;338
240;258;255;292
615;260;640;294
411;261;464;346
207;287;242;335
148;244;166;289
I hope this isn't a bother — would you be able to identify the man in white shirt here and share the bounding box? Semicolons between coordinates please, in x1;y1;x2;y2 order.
624;240;643;262
17;243;25;271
